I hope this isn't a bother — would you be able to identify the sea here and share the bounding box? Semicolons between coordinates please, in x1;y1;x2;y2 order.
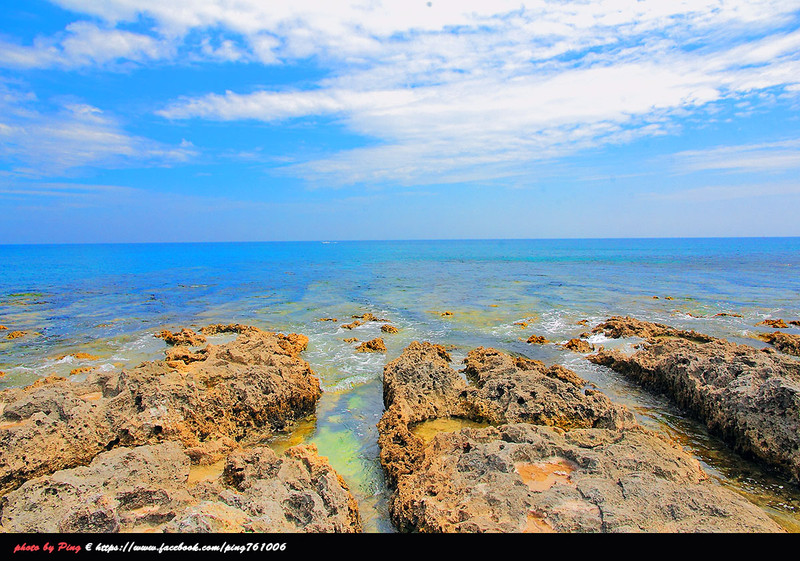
1;237;799;532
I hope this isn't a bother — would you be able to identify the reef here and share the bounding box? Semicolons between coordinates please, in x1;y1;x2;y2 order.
588;316;800;482
377;341;782;532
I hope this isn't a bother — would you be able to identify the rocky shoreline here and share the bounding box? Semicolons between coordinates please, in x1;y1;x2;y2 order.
588;316;800;483
0;325;361;533
377;341;784;532
1;317;798;533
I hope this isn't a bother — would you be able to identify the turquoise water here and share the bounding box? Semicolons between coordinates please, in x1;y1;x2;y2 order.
1;238;800;531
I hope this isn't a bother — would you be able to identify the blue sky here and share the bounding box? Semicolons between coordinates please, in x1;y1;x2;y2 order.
1;0;800;243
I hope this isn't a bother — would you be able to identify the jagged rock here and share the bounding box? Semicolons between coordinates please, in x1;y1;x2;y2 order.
757;319;788;329
352;313;389;322
378;343;635;489
0;327;320;495
1;442;361;533
588;318;800;482
591;316;713;342
199;324;262;336
355;338;386;353
527;335;549;345
563;338;594;353
168;444;361;533
155;328;207;347
381;324;399;334
790;320;800;327
757;331;800;357
379;342;783;533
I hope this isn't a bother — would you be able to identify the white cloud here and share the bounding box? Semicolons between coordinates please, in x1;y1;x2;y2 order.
0;22;169;69
673;140;800;173
5;1;800;185
0;84;196;174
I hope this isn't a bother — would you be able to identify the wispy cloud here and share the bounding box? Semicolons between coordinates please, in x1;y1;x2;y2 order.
0;83;196;174
673;139;800;173
4;1;800;187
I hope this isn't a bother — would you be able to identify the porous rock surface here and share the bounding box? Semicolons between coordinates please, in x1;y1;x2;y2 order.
378;341;783;533
0;441;361;533
0;326;321;495
588;316;800;482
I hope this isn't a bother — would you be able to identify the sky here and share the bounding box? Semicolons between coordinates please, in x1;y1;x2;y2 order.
1;0;800;243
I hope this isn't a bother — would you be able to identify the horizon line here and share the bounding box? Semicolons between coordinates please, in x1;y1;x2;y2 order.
2;235;800;247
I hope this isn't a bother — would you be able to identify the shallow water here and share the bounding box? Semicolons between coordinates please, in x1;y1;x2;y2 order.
1;238;800;532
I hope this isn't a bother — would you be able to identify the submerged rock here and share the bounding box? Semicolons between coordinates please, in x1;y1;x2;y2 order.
355;338;387;353
0;326;321;495
562;338;594;353
588;317;800;482
757;331;800;357
527;335;549;345
757;319;789;329
0;441;361;533
378;341;783;533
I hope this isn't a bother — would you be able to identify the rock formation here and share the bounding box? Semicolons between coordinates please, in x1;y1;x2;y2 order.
378;341;783;532
0;441;361;533
155;328;207;346
0;326;321;494
355;338;387;353
588;316;800;482
757;331;800;357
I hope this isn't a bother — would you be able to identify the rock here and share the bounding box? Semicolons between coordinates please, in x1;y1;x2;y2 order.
588;318;800;482
591;316;714;343
576;319;589;326
513;322;528;329
714;313;743;318
343;338;359;344
155;328;207;346
341;320;362;330
790;320;800;327
381;324;399;334
441;311;453;317
0;326;321;495
563;338;594;353
391;424;780;533
199;324;262;336
1;442;361;533
6;331;26;340
756;331;800;357
0;325;6;330
527;335;549;345
0;442;192;532
57;352;100;361
355;338;387;353
69;367;94;376
378;343;634;488
168;444;361;533
757;319;788;329
318;318;338;322
379;342;782;533
352;313;389;322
